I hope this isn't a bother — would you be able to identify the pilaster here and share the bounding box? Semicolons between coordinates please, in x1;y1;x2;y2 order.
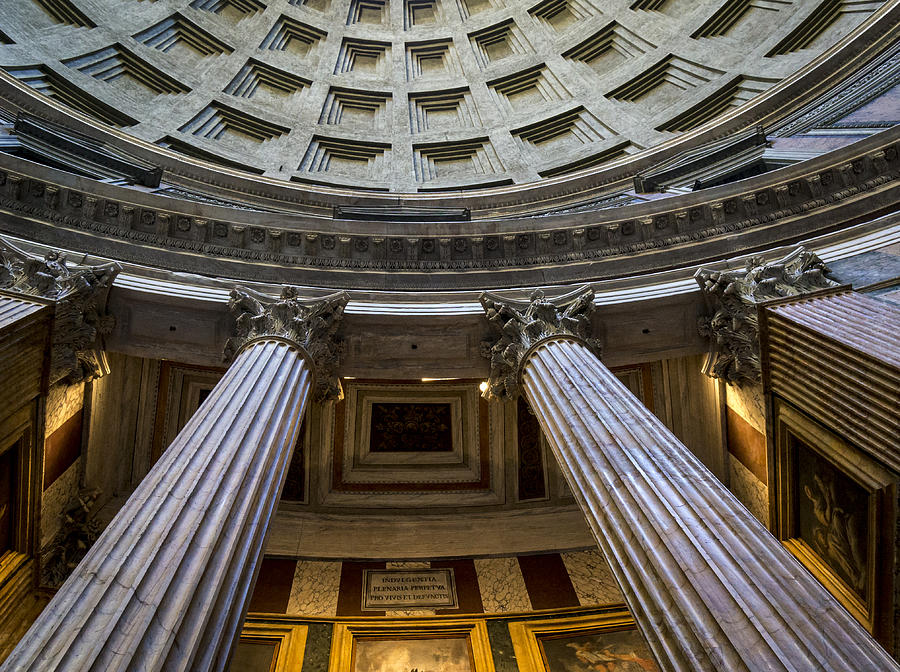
694;247;840;386
0;238;120;384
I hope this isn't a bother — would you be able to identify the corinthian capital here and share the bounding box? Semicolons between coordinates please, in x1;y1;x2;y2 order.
480;286;601;400
695;246;839;386
225;286;350;401
0;238;120;384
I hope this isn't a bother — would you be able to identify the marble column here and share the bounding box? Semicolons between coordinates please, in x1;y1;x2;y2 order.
1;286;348;672
481;287;898;672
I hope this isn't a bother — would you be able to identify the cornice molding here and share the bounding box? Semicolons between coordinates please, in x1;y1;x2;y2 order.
0;132;895;291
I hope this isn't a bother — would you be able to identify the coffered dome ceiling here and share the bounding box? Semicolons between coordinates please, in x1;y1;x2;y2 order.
0;0;886;192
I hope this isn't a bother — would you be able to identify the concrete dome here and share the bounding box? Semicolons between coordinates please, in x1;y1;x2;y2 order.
0;0;887;192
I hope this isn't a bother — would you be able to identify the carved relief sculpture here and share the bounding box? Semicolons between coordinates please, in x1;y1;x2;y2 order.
804;471;867;595
694;246;839;386
0;237;120;383
480;286;602;400
773;398;894;640
40;487;102;589
225;285;350;401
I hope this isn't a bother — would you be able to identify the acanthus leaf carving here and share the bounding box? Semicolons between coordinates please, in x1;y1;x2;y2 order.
224;285;350;401
480;285;602;400
694;246;840;386
0;237;120;384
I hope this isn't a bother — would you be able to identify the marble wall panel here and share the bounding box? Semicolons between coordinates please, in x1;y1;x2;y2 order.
39;457;80;548
43;411;82;491
517;554;579;610
486;619;519;672
561;548;624;606
249;559;297;613
729;454;769;527
299;622;333;672
272;552;622;618
287;560;342;617
726;382;766;434
474;557;531;613
44;381;84;438
724;382;769;529
41;381;86;544
726;407;767;485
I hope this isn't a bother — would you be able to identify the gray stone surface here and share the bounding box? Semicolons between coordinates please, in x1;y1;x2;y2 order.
0;0;882;190
299;623;333;672
728;454;768;528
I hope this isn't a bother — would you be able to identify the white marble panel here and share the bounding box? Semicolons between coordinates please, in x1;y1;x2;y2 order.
726;382;766;434
561;548;624;606
474;556;531;613
40;458;81;548
286;560;342;617
44;381;84;437
729;455;770;528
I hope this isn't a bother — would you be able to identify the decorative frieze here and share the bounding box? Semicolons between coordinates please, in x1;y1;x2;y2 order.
0;238;120;383
225;286;349;401
694;246;840;386
480;286;601;400
0;137;895;289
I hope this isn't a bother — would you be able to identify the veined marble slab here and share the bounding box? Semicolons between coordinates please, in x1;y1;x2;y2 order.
561;549;624;606
287;560;342;617
474;557;531;613
729;455;770;528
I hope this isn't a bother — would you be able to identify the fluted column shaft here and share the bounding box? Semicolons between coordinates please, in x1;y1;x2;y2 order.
521;336;898;672
2;338;310;672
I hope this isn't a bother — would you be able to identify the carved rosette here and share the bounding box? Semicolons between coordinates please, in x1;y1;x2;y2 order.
695;246;839;386
224;286;350;401
0;238;120;384
480;286;602;400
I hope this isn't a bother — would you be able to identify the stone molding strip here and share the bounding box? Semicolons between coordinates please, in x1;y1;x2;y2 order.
0;130;896;291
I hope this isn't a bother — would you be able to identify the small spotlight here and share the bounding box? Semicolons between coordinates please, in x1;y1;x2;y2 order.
479;381;488;393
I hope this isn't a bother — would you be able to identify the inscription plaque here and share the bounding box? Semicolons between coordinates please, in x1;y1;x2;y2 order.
362;569;458;610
